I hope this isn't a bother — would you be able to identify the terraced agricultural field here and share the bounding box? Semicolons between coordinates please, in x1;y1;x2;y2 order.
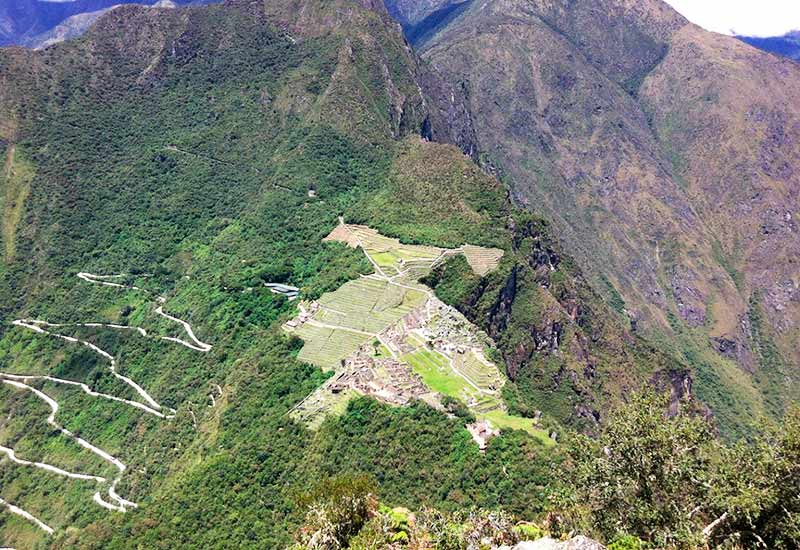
452;350;504;392
293;324;368;371
402;347;549;440
289;223;546;440
461;245;504;276
315;277;426;334
287;274;431;371
325;223;445;276
483;410;553;446
290;384;357;430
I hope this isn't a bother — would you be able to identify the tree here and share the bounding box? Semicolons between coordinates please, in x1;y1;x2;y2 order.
292;474;378;550
707;407;800;549
553;392;715;549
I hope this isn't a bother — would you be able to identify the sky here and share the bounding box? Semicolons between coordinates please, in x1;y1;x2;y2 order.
38;0;800;37
664;0;800;37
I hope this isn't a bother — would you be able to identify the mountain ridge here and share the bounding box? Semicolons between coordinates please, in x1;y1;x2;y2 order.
0;0;798;547
0;0;214;48
0;1;665;545
415;0;800;431
737;30;800;62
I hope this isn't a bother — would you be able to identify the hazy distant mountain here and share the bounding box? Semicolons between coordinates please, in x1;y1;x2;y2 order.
738;31;800;61
0;0;214;48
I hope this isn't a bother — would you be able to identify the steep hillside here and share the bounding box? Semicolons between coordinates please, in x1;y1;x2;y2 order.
421;0;800;432
0;0;688;547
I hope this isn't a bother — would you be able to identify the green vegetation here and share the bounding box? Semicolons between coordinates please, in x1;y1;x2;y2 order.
0;0;796;547
420;254;480;306
291;474;378;549
712;240;744;292
287;395;800;549
0;2;568;546
403;348;468;397
748;293;790;418
483;410;551;446
0;144;33;262
552;393;800;549
600;274;627;316
294;323;368;371
291;475;524;550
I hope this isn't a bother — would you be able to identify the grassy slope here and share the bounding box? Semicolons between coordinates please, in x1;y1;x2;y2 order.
0;144;33;263
0;2;563;547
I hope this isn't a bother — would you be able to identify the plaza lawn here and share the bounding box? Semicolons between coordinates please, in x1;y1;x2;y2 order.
402;348;477;400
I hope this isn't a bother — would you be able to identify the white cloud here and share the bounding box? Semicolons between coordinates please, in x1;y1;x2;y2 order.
664;0;800;37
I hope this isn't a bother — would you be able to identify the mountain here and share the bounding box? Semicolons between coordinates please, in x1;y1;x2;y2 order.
738;30;800;62
408;0;800;434
0;0;799;547
0;0;213;48
0;0;682;546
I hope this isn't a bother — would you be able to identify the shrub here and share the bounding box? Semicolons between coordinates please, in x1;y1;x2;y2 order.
608;535;648;550
293;474;378;550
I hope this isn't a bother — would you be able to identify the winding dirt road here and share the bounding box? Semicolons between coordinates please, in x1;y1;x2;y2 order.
1;272;213;535
0;497;53;535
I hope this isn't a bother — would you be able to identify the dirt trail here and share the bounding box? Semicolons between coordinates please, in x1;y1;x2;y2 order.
78;272;213;352
155;306;212;352
164;145;296;193
12;319;163;411
0;446;105;483
0;372;169;418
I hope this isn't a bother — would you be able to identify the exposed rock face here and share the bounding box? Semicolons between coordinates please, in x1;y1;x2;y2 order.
510;535;605;550
424;213;686;431
20;2;185;50
416;61;478;157
417;0;800;427
382;0;455;27
639;24;800;370
422;0;739;334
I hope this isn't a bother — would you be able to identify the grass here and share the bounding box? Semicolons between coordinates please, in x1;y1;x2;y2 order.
402;349;553;444
316;277;426;333
460;244;504;276
292;387;358;430
453;350;504;391
290;274;429;371
482;410;553;446
1;145;34;262
403;348;476;399
0;507;49;549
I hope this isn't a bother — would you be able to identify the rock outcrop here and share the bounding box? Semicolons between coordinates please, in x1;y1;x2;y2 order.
507;536;606;550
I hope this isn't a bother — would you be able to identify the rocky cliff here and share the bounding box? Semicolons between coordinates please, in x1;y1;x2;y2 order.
413;0;800;433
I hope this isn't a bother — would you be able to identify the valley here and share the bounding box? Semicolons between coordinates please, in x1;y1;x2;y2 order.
0;0;797;547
